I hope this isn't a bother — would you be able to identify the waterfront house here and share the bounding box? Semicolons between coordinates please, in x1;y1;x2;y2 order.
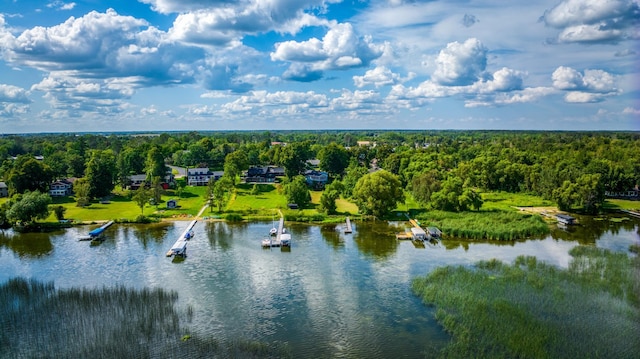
304;170;329;189
187;168;224;186
49;179;74;197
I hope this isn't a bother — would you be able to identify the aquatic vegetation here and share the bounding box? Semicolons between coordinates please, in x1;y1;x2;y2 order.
412;246;640;358
417;210;550;240
0;278;291;358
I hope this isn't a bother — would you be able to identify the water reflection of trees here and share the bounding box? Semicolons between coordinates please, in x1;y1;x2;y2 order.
132;222;170;248
0;230;53;257
206;221;232;250
551;216;638;244
320;224;343;249
353;222;398;260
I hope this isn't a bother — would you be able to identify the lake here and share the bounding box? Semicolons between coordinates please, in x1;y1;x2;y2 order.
1;215;638;358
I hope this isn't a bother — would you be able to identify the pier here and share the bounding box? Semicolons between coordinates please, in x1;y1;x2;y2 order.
345;217;353;233
620;209;640;219
263;216;290;248
166;220;197;257
396;217;441;243
86;221;114;240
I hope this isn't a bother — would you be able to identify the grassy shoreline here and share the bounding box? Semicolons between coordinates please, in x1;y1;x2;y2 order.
4;186;637;240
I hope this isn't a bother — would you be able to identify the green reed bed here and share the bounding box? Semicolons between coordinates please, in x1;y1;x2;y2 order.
0;278;290;359
412;247;640;359
417;210;550;240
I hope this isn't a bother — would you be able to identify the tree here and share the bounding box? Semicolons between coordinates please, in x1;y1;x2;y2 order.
7;155;55;195
210;176;234;212
284;176;311;208
410;170;441;205
73;178;91;207
145;146;167;181
342;162;369;198
150;176;164;207
318;142;350;178
85;150;117;199
352;170;405;218
6;191;52;225
430;176;483;212
553;174;604;214
175;178;187;198
54;206;66;221
223;151;248;185
117;147;145;188
276;142;312;178
319;187;339;214
132;185;151;215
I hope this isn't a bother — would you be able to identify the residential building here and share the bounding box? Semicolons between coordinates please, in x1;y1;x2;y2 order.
49;179;74;197
244;166;284;183
304;170;329;189
187;168;224;186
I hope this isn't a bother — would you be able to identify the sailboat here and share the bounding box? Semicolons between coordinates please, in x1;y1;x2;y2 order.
269;216;278;236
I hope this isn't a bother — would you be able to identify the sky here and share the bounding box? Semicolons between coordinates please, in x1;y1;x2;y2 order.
0;0;638;133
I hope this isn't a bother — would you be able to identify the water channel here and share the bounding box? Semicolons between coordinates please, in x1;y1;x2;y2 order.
1;215;638;358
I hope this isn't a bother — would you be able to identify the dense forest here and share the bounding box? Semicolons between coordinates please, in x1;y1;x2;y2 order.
0;131;638;220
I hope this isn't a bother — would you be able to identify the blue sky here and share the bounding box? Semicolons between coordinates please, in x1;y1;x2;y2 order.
0;0;638;133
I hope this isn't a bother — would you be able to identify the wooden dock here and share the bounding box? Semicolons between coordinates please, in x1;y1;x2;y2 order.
345;217;353;233
166;220;198;257
263;216;290;247
621;209;640;218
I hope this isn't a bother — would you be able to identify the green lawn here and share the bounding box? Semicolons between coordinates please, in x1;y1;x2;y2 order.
227;183;287;216
603;198;640;211
481;191;555;211
46;186;208;222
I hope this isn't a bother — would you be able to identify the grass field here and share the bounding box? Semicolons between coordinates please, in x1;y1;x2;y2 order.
46;186;208;223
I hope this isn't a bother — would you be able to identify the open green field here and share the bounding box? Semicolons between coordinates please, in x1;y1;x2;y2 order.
46;186;207;223
603;198;640;211
412;246;640;358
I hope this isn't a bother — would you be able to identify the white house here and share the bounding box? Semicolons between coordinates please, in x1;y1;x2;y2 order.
187;168;224;186
49;179;73;197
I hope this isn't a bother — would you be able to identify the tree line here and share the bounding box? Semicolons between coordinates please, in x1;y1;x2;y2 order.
0;131;638;225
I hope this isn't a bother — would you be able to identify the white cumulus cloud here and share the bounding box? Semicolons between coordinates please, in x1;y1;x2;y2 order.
271;22;385;81
542;0;640;43
432;38;487;86
0;84;31;103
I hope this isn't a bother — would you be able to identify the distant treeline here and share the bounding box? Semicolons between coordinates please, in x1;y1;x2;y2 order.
1;131;638;214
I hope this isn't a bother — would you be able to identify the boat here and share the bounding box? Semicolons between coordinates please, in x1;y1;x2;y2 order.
280;233;291;247
269;227;278;236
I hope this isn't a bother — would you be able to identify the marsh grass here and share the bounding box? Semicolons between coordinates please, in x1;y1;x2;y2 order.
0;278;291;358
417;210;550;241
412;247;640;358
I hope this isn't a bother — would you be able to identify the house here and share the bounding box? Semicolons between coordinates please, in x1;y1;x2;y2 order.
304;170;329;189
49;179;74;197
244;166;284;183
556;214;576;225
127;173;175;190
0;182;8;197
187;168;224;186
605;187;639;199
306;159;320;168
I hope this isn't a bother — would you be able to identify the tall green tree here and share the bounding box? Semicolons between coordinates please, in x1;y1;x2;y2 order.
150;176;164;206
6;191;51;225
210;176;234;212
430;176;483;212
410;170;441;205
277;142;312;178
352;170;405;218
132;185;151;215
117;147;145;188
145;146;167;181
318;142;350;178
73;178;91;207
223;151;248;185
7;156;55;195
85;150;117;199
342;162;369;198
284;176;311;208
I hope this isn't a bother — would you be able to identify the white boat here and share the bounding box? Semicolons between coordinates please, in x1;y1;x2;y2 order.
280;233;291;247
269;227;278;236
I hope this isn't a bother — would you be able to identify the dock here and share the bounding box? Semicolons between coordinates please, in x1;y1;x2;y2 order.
345;217;353;233
86;221;114;240
263;216;290;248
620;209;640;219
397;217;441;242
166;220;197;257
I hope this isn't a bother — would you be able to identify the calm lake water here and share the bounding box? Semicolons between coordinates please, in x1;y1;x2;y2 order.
1;215;638;358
